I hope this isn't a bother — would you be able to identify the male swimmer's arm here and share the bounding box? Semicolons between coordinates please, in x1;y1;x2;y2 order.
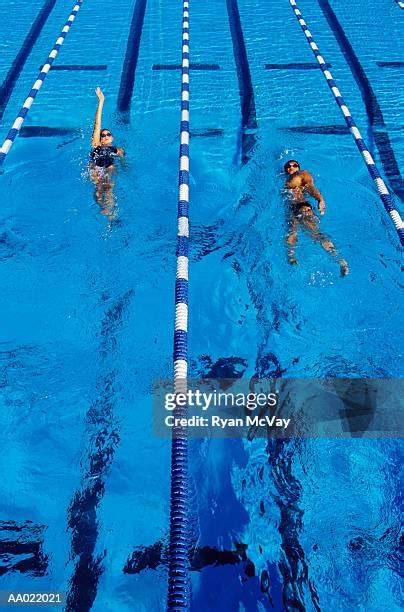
91;87;104;148
301;171;326;215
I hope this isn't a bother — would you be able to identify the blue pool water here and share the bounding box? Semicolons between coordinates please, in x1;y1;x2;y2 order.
0;0;402;610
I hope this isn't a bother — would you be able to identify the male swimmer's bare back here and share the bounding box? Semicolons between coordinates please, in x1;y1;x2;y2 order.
283;159;348;276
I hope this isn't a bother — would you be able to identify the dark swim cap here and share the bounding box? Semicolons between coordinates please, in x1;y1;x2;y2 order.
283;159;300;172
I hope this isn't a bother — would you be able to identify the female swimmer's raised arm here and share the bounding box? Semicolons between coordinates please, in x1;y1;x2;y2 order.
91;87;104;148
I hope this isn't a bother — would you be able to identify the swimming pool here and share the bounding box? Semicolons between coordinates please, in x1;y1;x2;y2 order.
0;0;402;609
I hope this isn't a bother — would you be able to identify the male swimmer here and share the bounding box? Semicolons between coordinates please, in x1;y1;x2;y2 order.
89;87;125;218
284;159;349;276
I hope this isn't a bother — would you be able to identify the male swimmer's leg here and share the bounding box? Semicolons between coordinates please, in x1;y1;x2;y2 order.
286;218;298;265
318;235;349;276
304;216;349;276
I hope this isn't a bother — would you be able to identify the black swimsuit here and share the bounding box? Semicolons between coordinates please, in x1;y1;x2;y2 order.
90;145;118;168
293;201;312;216
286;172;313;217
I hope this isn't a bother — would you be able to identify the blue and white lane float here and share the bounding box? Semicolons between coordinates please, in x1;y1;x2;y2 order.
168;0;190;610
289;0;404;246
0;0;83;167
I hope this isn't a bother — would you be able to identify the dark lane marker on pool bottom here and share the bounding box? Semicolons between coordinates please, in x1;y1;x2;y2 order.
0;0;57;120
190;128;224;137
0;521;48;576
265;62;332;70
117;0;147;123
153;63;220;70
39;64;108;71
66;290;134;612
225;0;257;165
283;125;349;135
20;126;79;137
318;0;384;126
318;0;404;200
376;62;404;68
124;542;254;573
373;132;404;200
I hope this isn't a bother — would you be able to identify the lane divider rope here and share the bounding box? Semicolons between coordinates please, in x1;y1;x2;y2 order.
0;0;83;167
289;0;404;245
168;0;190;609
